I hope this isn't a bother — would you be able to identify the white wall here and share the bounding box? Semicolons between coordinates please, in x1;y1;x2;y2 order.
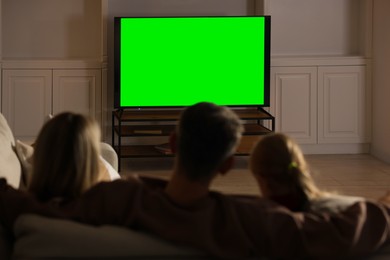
268;0;365;56
2;0;101;59
371;0;390;163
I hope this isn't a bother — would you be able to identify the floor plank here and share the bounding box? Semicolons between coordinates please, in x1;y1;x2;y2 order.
119;154;390;200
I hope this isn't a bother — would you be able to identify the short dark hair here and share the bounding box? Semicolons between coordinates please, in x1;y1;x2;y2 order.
175;102;243;181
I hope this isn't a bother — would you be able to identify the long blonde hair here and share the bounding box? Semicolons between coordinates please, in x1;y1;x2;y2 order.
250;133;323;209
28;112;101;202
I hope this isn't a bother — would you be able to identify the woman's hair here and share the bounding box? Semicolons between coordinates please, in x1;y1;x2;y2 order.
250;133;323;210
28;112;102;202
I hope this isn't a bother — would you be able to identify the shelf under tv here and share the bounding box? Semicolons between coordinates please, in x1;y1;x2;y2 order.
112;107;275;171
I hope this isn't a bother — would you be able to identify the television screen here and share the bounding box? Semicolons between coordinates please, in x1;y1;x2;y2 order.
114;16;270;108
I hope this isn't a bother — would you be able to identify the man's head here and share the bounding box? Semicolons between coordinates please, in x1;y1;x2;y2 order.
172;102;243;182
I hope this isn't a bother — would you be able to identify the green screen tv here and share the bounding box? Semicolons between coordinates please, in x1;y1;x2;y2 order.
114;16;270;109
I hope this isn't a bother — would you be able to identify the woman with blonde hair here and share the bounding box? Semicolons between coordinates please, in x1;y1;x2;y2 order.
250;133;362;213
28;112;113;202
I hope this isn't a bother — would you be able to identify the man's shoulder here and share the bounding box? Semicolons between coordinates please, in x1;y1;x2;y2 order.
86;175;156;192
137;175;169;189
210;191;276;206
208;191;288;216
79;175;168;206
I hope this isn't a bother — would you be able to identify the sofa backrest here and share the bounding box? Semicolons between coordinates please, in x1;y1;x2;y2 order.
13;214;207;259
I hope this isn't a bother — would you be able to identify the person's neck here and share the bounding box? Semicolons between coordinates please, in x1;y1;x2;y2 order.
164;169;211;206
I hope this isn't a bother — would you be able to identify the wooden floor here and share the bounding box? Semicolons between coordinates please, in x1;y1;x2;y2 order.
120;154;390;200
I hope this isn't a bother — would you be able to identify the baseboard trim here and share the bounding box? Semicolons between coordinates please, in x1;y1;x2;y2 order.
300;143;370;154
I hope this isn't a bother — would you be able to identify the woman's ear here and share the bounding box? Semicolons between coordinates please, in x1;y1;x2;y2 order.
219;155;234;176
169;132;177;153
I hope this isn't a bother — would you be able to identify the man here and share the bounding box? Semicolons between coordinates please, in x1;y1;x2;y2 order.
165;101;243;205
1;102;390;258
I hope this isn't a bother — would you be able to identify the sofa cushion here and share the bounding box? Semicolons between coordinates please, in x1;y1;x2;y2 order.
0;113;21;188
13;214;206;258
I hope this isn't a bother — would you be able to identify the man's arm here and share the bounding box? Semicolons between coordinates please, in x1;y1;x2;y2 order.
63;177;143;226
237;198;390;258
0;178;64;232
0;177;142;231
297;201;390;257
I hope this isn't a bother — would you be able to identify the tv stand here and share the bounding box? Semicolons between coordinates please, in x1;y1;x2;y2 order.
112;108;274;171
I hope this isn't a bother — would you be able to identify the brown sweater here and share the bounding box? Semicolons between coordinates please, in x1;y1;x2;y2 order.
1;177;390;258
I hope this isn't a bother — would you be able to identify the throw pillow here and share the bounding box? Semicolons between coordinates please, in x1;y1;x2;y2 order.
14;140;34;189
99;155;121;181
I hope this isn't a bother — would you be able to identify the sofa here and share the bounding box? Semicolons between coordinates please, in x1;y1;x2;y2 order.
0;112;205;259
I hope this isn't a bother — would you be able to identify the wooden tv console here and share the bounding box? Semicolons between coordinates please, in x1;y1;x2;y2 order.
112;108;274;171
